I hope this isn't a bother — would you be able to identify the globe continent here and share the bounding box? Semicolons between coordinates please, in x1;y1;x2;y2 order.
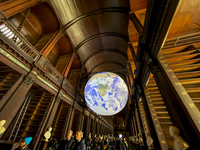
84;72;128;116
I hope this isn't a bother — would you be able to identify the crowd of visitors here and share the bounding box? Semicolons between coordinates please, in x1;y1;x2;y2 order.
8;130;135;150
46;130;134;150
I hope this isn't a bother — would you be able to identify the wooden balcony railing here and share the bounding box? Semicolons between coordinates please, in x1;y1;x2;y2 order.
0;20;40;61
0;19;76;97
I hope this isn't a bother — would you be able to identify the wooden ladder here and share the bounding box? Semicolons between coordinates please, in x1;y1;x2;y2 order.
146;76;174;149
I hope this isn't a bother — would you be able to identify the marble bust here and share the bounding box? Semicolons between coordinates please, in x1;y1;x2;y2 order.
44;127;52;141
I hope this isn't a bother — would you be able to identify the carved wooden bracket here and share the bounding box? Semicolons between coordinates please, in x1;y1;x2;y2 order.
23;75;35;86
147;59;160;76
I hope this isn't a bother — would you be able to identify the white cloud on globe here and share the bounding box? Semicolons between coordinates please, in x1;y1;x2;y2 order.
84;72;128;116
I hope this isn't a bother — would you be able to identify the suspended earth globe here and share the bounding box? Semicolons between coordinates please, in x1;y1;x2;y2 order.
84;72;128;116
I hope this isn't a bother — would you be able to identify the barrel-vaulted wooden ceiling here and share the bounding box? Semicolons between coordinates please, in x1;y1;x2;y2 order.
50;0;130;81
7;0;200;127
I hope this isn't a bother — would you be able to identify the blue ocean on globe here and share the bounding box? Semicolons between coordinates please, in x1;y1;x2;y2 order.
84;72;128;116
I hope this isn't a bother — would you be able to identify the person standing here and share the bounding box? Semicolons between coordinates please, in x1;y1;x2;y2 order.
86;138;92;150
57;130;74;150
12;137;32;150
71;130;86;150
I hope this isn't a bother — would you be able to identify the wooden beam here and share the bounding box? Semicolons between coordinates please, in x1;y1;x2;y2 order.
62;53;75;77
142;0;181;59
129;12;143;36
62;7;129;31
74;32;128;53
41;30;63;57
128;43;137;65
0;0;41;18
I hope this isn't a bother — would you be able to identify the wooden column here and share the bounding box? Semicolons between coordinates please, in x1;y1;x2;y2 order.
131;121;135;137
79;110;85;131
86;114;91;140
62;106;73;138
33;95;57;150
128;43;137;66
63;53;76;77
96;119;99;136
67;104;75;130
126;75;132;96
0;0;41;18
41;30;63;57
102;123;105;135
76;67;84;91
43;97;61;131
129;12;143;36
132;114;139;144
128;61;134;81
100;122;102;135
92;118;96;138
0;74;35;138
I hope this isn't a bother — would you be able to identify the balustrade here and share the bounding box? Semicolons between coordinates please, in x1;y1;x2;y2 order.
0;20;40;61
0;20;77;97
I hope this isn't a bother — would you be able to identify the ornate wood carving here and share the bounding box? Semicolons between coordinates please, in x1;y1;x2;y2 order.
22;75;35;86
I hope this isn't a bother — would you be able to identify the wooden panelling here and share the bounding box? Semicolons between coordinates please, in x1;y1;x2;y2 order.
46;46;58;66
54;54;71;74
35;32;55;52
129;20;139;42
56;36;73;55
167;0;200;38
30;2;60;34
130;0;148;11
12;12;42;43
